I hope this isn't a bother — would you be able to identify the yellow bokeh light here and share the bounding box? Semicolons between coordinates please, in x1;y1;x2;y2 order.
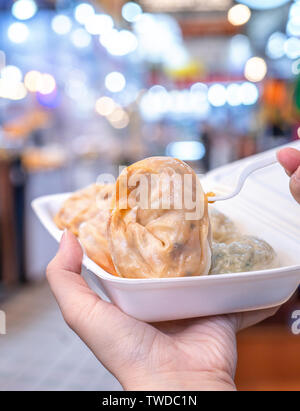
244;57;267;82
228;4;251;26
24;70;42;92
37;73;56;94
95;96;115;116
11;82;27;100
0;79;27;100
109;110;129;129
107;107;126;123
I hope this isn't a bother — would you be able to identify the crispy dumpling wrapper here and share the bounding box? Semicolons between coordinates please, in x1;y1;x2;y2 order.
108;157;212;279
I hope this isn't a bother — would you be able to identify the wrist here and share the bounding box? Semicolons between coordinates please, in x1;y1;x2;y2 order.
121;370;236;391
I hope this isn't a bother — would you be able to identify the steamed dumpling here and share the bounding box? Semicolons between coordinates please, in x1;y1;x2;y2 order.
108;156;212;279
54;183;113;236
209;208;237;244
78;211;117;276
210;235;276;275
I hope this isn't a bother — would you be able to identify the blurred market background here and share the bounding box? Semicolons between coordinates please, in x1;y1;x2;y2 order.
0;0;299;391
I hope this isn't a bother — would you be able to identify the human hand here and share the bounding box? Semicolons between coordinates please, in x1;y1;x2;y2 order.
47;230;278;391
277;147;300;204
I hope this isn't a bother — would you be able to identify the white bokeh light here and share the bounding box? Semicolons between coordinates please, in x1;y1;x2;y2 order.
289;2;300;18
287;16;300;37
71;28;91;48
105;72;126;93
284;37;300;59
226;83;242;106
100;29;138;56
8;22;29;43
12;0;37;20
240;82;259;105
166;141;205;161
85;14;114;35
208;84;227;107
228;34;252;71
51;15;72;35
122;2;143;23
266;32;286;59
74;3;95;24
1;65;23;83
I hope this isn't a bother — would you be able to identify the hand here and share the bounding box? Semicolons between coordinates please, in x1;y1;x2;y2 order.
47;231;278;391
277;147;300;204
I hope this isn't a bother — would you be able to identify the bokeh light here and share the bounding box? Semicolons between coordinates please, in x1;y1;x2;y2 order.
8;22;29;43
12;0;37;21
226;83;242;106
105;72;126;93
37;74;56;94
244;57;267;82
292;58;300;75
51;15;72;35
74;3;95;24
71;28;91;48
287;16;300;37
24;70;42;92
284;37;300;59
166;141;206;161
108;109;130;129
95;97;116;116
0;79;27;100
228;4;251;26
208;84;227;107
1;65;23;83
266;32;286;59
100;29;138;56
122;2;143;23
240;82;259;105
85;14;114;35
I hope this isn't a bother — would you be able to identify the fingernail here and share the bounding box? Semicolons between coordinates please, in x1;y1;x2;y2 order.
59;229;68;250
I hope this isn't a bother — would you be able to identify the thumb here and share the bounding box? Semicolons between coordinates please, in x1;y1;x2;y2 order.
277;148;300;176
51;229;83;274
290;166;300;205
46;230;150;381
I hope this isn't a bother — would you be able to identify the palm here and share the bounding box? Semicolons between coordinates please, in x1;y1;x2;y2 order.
47;231;278;391
98;305;237;389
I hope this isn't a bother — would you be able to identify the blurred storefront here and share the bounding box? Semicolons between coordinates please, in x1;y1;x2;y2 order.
0;0;299;391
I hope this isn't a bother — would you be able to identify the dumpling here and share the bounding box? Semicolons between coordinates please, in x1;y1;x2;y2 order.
54;183;117;275
54;183;113;236
78;211;117;276
108;156;212;279
209;208;237;244
210;235;276;275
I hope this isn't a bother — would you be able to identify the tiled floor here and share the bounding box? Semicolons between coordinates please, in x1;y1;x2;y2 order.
0;281;122;391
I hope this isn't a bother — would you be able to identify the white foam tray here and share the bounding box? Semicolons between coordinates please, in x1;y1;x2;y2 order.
32;142;300;322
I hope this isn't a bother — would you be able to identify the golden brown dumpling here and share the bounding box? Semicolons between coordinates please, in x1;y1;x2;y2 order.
54;183;113;236
108;157;212;279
